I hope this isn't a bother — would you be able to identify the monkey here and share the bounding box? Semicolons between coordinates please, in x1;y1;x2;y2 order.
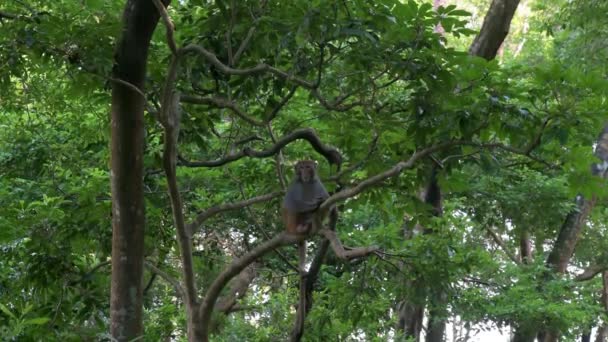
282;160;330;273
283;160;329;235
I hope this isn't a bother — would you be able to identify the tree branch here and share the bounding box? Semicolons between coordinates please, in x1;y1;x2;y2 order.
484;225;521;265
199;232;301;340
144;261;185;299
575;264;608;281
151;0;177;55
181;94;265;126
215;263;259;314
188;191;283;236
179;128;342;168
160;56;199;306
320;229;379;260
319;140;463;213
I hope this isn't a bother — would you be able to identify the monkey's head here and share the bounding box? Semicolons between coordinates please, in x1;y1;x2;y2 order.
295;160;318;183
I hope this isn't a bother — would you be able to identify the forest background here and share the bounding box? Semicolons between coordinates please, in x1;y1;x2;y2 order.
2;0;608;341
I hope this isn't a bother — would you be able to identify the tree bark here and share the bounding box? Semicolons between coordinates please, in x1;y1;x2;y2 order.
595;272;608;342
546;196;596;273
109;0;169;340
519;230;532;264
469;0;521;59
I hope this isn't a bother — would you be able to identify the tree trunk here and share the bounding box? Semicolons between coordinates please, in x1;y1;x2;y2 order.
546;195;597;274
109;0;168;340
538;195;597;341
595;272;608;342
426;290;448;342
519;230;532;264
469;0;521;59
396;290;424;340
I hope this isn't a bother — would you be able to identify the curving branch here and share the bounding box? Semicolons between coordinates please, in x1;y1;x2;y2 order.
144;261;185;299
181;94;265;126
179;128;342;168
199;232;302;340
319;140;463;213
320;229;379;260
151;0;177;55
188;191;283;236
575;264;608;282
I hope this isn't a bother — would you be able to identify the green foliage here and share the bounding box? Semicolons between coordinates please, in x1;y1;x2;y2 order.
2;0;608;340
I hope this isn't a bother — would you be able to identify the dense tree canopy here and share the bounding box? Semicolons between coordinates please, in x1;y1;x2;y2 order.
1;0;608;341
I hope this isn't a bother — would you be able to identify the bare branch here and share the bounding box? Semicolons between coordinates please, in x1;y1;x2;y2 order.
182;44;268;76
144;261;185;299
151;0;177;55
188;191;283;236
179;128;342;168
265;86;297;122
320;229;379;260
181;44;364;112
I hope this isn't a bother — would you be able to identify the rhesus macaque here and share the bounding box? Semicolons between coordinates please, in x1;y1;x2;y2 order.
282;160;330;272
282;160;330;235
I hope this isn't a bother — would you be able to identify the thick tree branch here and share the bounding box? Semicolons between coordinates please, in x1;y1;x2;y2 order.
215;263;259;314
575;264;608;281
0;10;18;20
179;128;342;168
199;232;301;340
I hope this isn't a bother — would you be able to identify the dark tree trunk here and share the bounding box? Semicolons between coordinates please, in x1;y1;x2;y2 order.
109;0;168;340
469;0;521;59
519;230;532;264
426;290;448;342
595;272;608;342
582;331;592;342
397;300;424;340
546;195;596;274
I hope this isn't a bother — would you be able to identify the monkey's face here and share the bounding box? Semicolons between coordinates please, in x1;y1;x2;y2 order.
295;160;317;183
